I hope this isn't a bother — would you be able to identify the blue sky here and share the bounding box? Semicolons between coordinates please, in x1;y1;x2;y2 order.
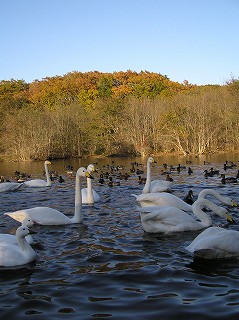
1;0;238;85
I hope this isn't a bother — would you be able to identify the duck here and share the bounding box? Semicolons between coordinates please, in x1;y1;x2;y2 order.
98;174;105;184
24;160;52;187
186;227;239;259
0;218;35;245
139;198;233;234
0;226;36;267
4;167;92;225
0;182;24;193
132;188;237;211
82;164;100;204
142;156;173;193
183;190;194;205
221;174;237;184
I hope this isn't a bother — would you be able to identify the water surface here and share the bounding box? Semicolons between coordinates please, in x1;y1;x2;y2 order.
0;154;239;319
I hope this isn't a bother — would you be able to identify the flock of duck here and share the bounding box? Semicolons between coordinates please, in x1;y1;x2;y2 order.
0;156;239;268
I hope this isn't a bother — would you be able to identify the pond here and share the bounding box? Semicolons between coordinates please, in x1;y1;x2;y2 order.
0;153;239;319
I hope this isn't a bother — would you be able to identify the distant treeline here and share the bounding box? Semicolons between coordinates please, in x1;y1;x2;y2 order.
0;70;238;161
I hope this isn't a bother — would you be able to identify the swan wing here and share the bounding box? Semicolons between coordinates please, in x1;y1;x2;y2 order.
5;207;71;225
139;206;201;233
134;192;192;211
24;179;48;187
186;227;239;259
0;182;23;192
150;180;173;192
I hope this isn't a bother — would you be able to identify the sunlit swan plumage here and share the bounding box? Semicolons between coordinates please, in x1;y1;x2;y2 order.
139;198;233;233
143;156;173;193
0;218;34;245
4;167;91;225
24;160;52;187
186;227;239;259
0;226;36;267
132;188;237;210
82;164;100;204
0;182;24;192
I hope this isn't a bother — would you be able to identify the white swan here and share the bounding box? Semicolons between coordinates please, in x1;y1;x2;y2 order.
186;227;239;259
24;160;52;187
132;189;237;210
0;218;34;245
0;182;24;192
0;226;36;267
142;156;173;193
82;164;100;204
4;167;91;225
139;198;233;234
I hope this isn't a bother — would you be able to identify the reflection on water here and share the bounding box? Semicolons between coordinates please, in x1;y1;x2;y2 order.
0;153;239;319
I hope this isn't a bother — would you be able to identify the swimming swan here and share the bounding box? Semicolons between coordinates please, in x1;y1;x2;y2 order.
4;167;92;225
0;218;35;245
186;227;239;259
139;198;233;234
24;160;52;187
0;226;36;267
82;164;100;204
0;182;24;192
142;156;173;193
132;189;237;210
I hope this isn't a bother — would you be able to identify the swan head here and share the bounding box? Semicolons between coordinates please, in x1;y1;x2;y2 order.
76;167;94;179
148;156;157;164
44;160;52;165
22;218;34;228
87;164;97;175
16;226;30;238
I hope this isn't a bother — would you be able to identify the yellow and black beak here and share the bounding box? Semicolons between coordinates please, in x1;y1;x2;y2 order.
85;171;94;179
227;213;236;224
232;201;238;207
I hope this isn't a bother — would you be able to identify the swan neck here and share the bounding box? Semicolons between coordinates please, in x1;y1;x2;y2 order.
192;201;212;227
17;235;35;255
87;177;94;203
44;162;51;186
143;160;151;194
73;174;83;223
198;189;222;201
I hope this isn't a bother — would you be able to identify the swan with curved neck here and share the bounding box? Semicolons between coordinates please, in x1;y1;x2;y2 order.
139;198;233;233
82;164;100;204
143;156;173;193
132;188;237;210
186;227;239;259
4;167;92;225
0;218;35;245
24;160;52;187
0;226;36;267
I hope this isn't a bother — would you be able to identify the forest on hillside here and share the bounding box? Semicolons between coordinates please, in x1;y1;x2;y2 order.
0;70;238;161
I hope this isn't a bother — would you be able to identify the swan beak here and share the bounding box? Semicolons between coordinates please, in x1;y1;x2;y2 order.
232;201;238;207
227;214;236;223
85;172;94;179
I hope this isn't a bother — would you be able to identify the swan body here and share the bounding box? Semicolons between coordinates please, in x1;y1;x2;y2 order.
139;198;232;234
186;227;239;259
0;218;34;245
132;189;237;210
132;192;193;211
0;182;24;192
82;164;100;204
4;167;91;225
143;156;173;193
24;160;52;187
0;226;36;267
